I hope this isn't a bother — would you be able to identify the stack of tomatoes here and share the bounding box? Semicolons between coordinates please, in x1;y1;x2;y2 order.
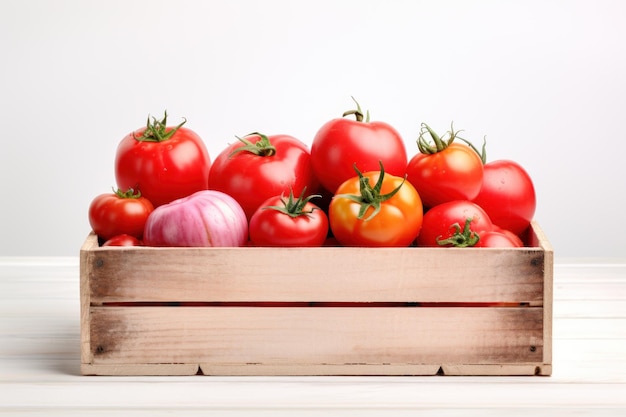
88;101;536;249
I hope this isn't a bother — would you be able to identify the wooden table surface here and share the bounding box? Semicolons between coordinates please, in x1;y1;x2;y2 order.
1;257;625;416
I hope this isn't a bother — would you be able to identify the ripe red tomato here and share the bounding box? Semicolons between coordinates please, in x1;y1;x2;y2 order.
474;231;523;248
115;111;211;207
492;224;524;247
249;190;329;247
88;188;154;241
311;98;407;193
417;200;492;247
329;162;423;247
406;123;484;208
473;159;536;236
102;234;143;247
208;132;319;219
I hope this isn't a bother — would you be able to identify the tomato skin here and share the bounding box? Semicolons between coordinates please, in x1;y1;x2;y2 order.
88;190;154;241
472;159;536;236
417;200;493;247
249;196;329;247
329;171;423;247
311;117;407;193
115;115;211;207
491;224;524;247
102;234;143;247
406;143;484;209
208;134;319;219
475;231;522;248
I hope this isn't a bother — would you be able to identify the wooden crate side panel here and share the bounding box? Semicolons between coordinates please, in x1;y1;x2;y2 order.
86;246;546;304
86;306;544;370
79;240;96;366
526;221;554;369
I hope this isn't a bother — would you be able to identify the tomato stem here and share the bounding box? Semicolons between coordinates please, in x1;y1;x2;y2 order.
417;122;461;154
229;132;277;158
436;217;480;247
113;187;143;199
263;187;321;218
334;161;405;221
133;111;187;142
341;96;371;123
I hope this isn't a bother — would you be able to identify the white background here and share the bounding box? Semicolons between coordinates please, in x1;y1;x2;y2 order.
1;0;624;259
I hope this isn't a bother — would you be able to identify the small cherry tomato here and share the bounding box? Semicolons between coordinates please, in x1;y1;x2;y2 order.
88;188;154;241
102;234;143;247
475;231;523;248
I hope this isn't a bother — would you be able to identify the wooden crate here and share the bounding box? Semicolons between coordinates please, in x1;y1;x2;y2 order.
80;221;553;376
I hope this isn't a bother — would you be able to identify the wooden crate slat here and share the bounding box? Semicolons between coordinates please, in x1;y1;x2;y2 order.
82;225;547;304
86;306;544;368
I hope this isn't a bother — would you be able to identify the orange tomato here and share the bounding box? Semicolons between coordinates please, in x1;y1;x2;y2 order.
329;162;423;247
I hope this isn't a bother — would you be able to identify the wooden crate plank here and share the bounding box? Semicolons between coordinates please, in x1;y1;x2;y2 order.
85;306;544;369
82;237;546;305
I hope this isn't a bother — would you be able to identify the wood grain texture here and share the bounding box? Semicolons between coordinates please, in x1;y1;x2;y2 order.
84;306;545;375
82;222;549;304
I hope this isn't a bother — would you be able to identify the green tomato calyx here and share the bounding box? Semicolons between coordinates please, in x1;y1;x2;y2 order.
230;132;277;158
335;161;405;221
416;122;463;154
134;111;186;142
263;187;321;218
114;187;143;199
436;217;480;247
342;96;371;123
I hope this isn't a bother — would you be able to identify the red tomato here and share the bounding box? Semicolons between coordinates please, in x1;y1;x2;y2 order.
102;234;143;247
115;111;211;207
417;200;492;247
208;132;319;219
311;98;407;193
491;224;525;247
249;190;329;247
474;231;523;248
473;159;536;236
329;162;423;247
406;123;484;208
88;188;154;241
